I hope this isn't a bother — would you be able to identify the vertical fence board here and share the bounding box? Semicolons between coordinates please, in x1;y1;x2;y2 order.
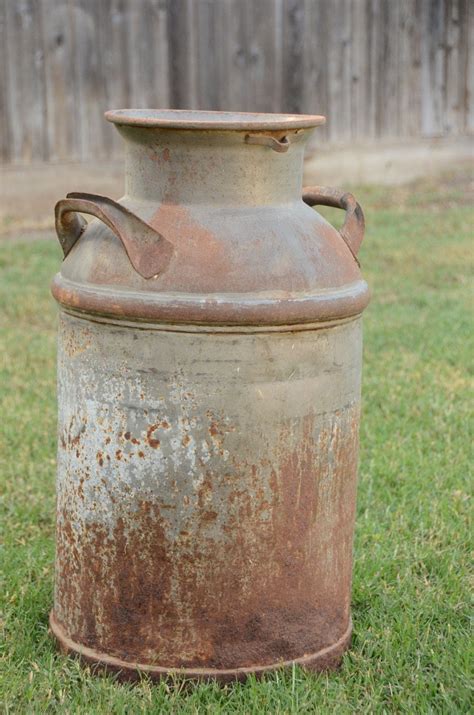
204;0;227;110
195;0;220;109
5;0;47;161
223;0;250;111
246;0;281;113
272;0;284;112
302;0;329;145
167;0;196;109
465;0;474;132
71;0;108;158
0;0;11;162
372;0;386;138
40;0;78;161
398;0;422;137
326;0;353;143
444;0;461;132
128;0;169;108
1;0;472;163
281;0;306;113
421;0;446;134
99;0;131;158
458;0;471;133
350;0;369;141
366;0;379;140
378;0;400;137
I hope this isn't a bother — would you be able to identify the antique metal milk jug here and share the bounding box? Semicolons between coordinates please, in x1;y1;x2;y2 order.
50;109;370;681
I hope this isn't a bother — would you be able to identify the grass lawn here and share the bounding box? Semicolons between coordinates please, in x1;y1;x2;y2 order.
0;174;472;713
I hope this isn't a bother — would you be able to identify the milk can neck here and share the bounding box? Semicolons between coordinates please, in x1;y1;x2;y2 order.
119;126;309;207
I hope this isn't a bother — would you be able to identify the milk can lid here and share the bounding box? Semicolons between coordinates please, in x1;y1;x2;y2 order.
105;108;326;131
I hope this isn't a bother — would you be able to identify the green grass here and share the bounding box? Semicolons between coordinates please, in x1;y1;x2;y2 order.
1;175;472;713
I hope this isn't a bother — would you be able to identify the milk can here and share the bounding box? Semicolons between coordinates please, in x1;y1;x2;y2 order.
49;109;370;681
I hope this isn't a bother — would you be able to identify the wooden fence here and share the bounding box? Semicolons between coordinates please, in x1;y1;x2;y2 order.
1;0;472;164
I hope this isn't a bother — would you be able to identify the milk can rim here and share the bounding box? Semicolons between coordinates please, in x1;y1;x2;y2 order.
105;108;326;130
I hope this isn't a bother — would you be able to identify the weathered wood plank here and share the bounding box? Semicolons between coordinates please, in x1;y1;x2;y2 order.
349;0;370;141
1;0;472;163
302;0;329;145
465;0;474;132
4;0;47;161
272;0;284;112
70;0;108;158
326;0;353;143
220;0;250;111
444;0;461;133
378;0;401;138
98;0;131;158
128;0;170;108
398;0;422;138
166;0;196;109
40;0;79;161
366;0;379;140
245;0;281;113
281;0;306;114
195;0;220;109
0;0;11;162
421;0;446;134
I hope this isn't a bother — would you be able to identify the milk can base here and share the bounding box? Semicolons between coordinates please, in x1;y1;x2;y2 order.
49;610;352;683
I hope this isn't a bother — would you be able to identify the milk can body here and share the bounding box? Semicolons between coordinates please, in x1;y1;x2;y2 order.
50;110;370;681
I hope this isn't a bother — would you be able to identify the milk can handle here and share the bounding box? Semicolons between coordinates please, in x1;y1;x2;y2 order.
54;193;173;279
302;186;365;262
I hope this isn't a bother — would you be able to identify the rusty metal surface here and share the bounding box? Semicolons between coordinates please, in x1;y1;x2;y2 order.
302;186;366;260
49;612;352;682
51;119;369;325
52;312;362;677
244;132;303;153
105;108;326;130
55;193;173;279
50;108;370;680
51;277;369;327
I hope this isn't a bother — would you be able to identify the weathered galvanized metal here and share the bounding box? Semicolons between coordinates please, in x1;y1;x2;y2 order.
49;109;370;682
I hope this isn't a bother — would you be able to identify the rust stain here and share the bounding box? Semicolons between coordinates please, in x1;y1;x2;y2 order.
209;423;219;437
146;424;161;449
54;404;359;673
147;203;233;294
